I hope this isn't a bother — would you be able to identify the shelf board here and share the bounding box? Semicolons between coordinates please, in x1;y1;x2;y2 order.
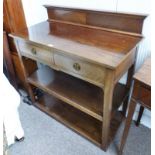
34;93;124;148
35;93;102;146
28;66;128;121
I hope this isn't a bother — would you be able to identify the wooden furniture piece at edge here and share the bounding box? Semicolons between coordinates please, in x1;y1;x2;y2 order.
10;6;147;151
3;31;17;89
3;0;36;90
119;57;151;154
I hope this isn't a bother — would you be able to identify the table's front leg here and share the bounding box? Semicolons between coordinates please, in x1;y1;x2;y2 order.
14;40;36;103
102;69;115;150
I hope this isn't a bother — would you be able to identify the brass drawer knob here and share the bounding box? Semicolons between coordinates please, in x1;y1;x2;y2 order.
31;48;37;55
73;63;81;71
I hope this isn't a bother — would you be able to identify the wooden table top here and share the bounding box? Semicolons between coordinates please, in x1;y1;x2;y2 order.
10;21;142;69
134;57;151;87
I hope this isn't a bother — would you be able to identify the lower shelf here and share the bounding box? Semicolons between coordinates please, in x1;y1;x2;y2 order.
28;66;128;122
34;92;124;149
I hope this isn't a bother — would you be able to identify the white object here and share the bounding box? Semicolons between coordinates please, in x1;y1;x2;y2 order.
2;74;24;146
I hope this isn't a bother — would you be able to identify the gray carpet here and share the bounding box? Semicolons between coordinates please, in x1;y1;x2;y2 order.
9;102;151;155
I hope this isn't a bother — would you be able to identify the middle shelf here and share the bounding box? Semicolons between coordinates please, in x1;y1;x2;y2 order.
27;65;128;121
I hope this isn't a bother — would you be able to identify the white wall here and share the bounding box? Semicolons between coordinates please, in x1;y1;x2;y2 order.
21;0;48;27
21;0;151;128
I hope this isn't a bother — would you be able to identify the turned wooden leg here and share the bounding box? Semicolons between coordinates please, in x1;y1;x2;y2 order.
119;99;137;155
102;70;115;150
135;105;144;126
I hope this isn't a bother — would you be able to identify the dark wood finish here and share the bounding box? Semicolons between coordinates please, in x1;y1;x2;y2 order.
16;55;37;103
10;21;142;69
122;50;137;116
12;54;38;87
3;0;37;90
35;92;124;147
102;69;115;149
37;93;102;146
3;31;17;89
27;65;128;121
134;58;151;87
119;99;137;155
10;5;146;151
133;80;151;109
3;0;27;33
45;5;146;34
119;57;151;154
135;105;144;126
3;0;27;52
49;21;141;53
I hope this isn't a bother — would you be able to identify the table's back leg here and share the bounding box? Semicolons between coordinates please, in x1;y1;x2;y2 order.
122;43;139;116
122;64;135;116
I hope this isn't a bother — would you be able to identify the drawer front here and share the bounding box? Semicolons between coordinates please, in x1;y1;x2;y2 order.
133;82;151;109
54;54;105;86
18;41;54;66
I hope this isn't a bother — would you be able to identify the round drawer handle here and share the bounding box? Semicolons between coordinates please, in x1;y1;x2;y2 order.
31;48;37;55
73;63;81;71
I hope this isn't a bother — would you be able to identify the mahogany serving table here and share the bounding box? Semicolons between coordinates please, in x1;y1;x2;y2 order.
10;5;146;151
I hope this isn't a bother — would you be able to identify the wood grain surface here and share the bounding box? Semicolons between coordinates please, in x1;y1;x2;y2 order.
10;5;146;151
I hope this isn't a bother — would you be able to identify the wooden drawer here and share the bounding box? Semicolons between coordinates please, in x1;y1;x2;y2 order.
18;41;54;66
133;82;151;109
54;54;105;86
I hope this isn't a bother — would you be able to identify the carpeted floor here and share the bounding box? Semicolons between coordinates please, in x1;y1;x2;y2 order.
9;102;151;155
